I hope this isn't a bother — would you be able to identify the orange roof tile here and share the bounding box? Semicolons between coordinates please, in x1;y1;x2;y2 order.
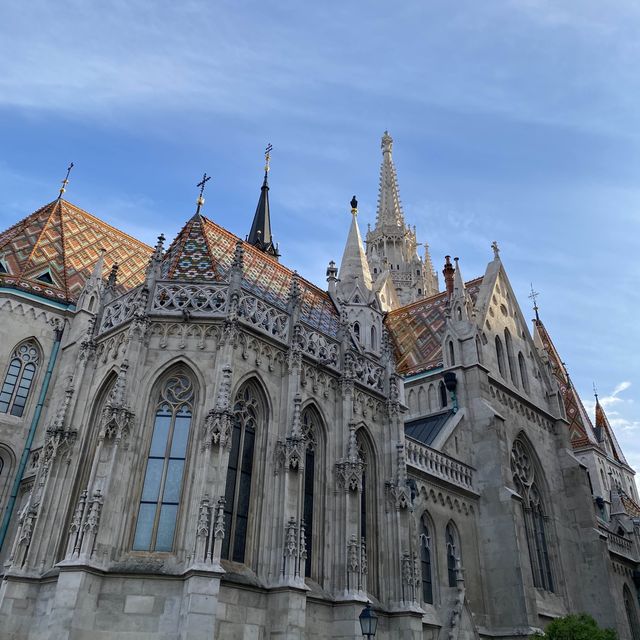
0;199;153;303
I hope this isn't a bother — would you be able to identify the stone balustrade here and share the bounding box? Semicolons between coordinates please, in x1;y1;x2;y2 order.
606;530;639;561
405;437;474;492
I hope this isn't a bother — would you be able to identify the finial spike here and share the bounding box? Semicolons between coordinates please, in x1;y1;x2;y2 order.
58;162;74;198
593;382;599;402
491;240;500;259
350;195;358;215
528;283;540;321
264;143;273;179
195;173;211;214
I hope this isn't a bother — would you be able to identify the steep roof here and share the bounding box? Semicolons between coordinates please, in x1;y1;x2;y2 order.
533;318;599;449
595;398;629;466
386;277;483;376
161;213;340;337
0;199;153;303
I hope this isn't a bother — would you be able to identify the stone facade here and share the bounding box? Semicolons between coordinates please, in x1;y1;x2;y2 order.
0;134;638;639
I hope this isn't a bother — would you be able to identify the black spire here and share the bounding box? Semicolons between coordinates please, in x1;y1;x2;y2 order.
247;143;279;259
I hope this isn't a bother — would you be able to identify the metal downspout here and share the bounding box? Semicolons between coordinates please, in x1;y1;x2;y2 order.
0;323;64;551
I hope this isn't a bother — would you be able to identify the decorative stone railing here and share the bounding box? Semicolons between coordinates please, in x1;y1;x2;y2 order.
606;530;638;561
100;286;146;333
236;293;289;342
298;323;340;367
151;282;228;315
405;437;474;492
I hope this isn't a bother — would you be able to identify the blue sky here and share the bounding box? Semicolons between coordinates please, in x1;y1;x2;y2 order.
1;1;639;483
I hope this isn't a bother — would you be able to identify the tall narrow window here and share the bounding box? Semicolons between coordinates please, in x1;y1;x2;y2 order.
370;326;377;351
504;329;518;386
420;513;434;604
133;373;194;552
353;322;360;343
439;381;448;409
624;585;640;640
446;522;459;587
222;381;264;563
448;341;455;366
518;352;530;393
301;407;319;578
0;341;40;417
357;430;377;596
511;438;554;591
495;336;505;378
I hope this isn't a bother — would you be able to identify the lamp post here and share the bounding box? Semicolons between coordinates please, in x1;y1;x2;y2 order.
359;603;378;638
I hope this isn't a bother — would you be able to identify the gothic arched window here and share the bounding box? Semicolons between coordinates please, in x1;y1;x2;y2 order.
504;329;518;387
133;373;194;552
495;336;505;379
420;513;434;604
511;438;554;591
439;381;447;409
222;381;265;563
353;322;361;343
624;585;640;640
448;340;455;366
518;352;530;393
301;407;321;578
446;522;460;587
370;326;377;351
356;429;378;597
0;341;40;418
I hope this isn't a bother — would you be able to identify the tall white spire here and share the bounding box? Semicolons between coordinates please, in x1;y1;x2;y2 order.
365;132;439;306
337;197;372;300
376;131;405;228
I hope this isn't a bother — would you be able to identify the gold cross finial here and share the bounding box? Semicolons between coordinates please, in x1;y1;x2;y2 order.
59;162;74;198
528;283;540;321
264;143;273;175
196;173;211;213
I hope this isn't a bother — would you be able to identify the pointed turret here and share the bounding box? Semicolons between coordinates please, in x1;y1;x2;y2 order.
337;196;372;300
595;395;629;466
365;132;438;305
76;249;106;312
247;144;279;259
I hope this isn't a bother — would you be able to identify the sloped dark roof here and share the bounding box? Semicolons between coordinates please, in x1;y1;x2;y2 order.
405;410;454;446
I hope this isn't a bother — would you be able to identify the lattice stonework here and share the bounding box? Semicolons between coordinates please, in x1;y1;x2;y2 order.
159;214;341;338
0;199;153;302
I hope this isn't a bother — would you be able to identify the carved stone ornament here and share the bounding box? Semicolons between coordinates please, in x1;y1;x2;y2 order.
99;360;134;446
335;422;364;491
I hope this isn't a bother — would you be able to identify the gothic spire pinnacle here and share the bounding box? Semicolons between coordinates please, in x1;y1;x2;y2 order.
452;257;466;300
337;195;372;298
58;162;74;199
247;143;279;259
375;131;405;228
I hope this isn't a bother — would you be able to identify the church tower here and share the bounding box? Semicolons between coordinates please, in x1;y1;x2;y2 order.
365;131;438;305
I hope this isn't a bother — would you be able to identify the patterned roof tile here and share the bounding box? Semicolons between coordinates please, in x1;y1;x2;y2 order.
0;199;153;303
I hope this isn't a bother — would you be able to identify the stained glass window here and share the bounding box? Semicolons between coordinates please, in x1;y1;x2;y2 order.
133;374;194;552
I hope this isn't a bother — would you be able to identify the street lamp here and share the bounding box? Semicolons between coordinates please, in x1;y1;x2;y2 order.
359;603;378;638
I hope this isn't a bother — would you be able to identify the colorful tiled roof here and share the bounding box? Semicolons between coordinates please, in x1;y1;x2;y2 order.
622;495;640;518
161;213;340;337
595;399;629;466
386;277;483;376
533;318;599;449
0;199;153;303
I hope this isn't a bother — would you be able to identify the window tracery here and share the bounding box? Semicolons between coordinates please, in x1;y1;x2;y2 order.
301;407;319;578
420;513;434;604
222;381;265;563
0;341;40;417
446;522;459;587
511;438;554;591
133;373;194;552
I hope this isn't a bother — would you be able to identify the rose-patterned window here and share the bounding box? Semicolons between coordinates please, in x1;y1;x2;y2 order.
511;438;554;591
133;374;194;552
222;381;265;563
0;341;40;417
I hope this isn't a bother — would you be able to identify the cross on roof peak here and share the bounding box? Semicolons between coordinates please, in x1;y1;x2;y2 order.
58;162;74;199
196;173;211;214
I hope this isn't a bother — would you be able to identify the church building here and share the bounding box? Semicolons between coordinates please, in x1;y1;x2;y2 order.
0;133;638;639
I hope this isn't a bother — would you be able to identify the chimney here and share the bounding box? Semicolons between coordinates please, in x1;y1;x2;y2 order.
443;255;455;297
